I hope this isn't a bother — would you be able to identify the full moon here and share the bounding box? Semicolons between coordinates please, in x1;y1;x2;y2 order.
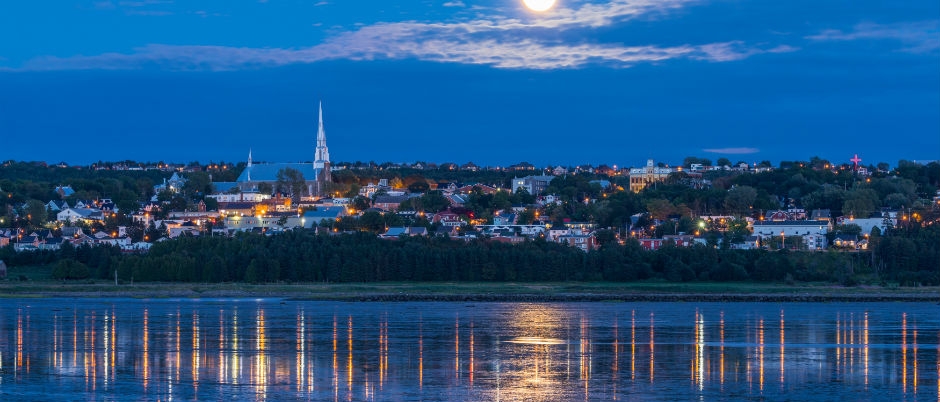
523;0;556;12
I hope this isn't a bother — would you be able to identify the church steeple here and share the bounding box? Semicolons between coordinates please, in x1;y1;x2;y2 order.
313;101;329;170
246;148;252;181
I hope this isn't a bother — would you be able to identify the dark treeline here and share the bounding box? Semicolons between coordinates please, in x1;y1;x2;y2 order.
4;223;937;285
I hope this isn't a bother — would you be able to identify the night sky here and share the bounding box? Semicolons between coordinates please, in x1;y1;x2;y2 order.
1;0;937;168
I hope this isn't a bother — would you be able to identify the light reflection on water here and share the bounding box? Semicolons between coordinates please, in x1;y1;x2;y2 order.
0;299;937;401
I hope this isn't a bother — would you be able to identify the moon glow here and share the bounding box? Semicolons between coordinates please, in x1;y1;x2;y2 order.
523;0;556;12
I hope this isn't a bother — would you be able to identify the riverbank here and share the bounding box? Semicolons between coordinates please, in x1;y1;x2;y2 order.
1;281;937;302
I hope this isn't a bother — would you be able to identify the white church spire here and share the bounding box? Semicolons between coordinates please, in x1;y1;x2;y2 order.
248;148;253;167
313;101;330;170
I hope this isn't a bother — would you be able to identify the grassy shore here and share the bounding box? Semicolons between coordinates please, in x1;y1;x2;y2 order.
0;280;937;301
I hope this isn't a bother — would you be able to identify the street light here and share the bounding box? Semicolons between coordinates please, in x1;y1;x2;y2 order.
780;231;785;250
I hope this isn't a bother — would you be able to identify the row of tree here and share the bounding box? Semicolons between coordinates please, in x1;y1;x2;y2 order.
3;223;936;285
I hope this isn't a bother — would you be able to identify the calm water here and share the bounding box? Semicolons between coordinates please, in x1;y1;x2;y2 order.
0;299;937;401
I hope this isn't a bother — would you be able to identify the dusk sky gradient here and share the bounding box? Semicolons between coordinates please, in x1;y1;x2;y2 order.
1;0;938;168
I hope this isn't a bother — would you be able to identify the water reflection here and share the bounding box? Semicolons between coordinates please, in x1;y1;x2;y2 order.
0;300;937;400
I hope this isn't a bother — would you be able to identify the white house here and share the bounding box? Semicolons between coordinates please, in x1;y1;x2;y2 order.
56;208;104;224
751;220;830;250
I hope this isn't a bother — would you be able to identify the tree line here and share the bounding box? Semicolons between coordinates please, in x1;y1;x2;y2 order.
3;223;936;286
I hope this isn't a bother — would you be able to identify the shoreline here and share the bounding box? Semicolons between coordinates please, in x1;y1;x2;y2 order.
1;282;938;302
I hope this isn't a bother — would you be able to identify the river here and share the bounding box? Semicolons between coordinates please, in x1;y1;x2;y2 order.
0;299;937;401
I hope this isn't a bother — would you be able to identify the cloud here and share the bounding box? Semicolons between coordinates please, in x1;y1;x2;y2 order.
703;147;760;155
692;41;797;62
806;20;940;53
15;0;796;71
443;1;465;7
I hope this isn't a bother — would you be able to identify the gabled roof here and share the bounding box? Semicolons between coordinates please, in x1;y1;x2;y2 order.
382;227;408;237
61;226;84;237
237;163;322;183
218;202;256;210
212;182;239;193
303;206;347;219
55;185;76;197
60;207;103;219
752;220;828;227
374;195;411;204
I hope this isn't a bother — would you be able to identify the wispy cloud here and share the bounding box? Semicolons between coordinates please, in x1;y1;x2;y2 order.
692;41;798;62
16;0;796;71
806;20;940;53
703;147;760;154
443;1;465;7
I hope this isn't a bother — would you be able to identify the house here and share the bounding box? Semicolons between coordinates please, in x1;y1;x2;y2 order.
381;227;408;238
832;234;858;249
56;208;104;224
511;175;554;195
207;190;269;203
14;235;40;252
61;226;85;238
153;172;187;194
638;238;667;251
731;235;761;250
564;222;597;234
373;195;412;212
460;162;480;172
434;226;459;238
750;220;830;250
508;162;536;171
39;237;65;251
810;209;831;222
301;206;348;227
663;234;696;247
457;184;500;195
492;213;516;226
558;234;598;251
432;210;464;227
46;200;70;212
445;193;469;207
55;185;76;198
217;202;257;217
359;180;390;198
122;242;153;252
380;226;429;238
168;226;201;239
491;236;526;245
837;212;896;236
537;194;562;206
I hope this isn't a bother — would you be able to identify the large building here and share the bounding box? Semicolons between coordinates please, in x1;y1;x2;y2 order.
629;159;674;193
233;102;333;197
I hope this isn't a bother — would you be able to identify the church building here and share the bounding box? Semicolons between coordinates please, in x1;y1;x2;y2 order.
233;102;332;197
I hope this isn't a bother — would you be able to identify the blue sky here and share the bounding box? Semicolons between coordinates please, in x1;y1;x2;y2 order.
1;0;938;168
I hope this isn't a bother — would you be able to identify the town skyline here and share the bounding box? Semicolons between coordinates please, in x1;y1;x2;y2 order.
3;153;934;171
1;0;938;165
